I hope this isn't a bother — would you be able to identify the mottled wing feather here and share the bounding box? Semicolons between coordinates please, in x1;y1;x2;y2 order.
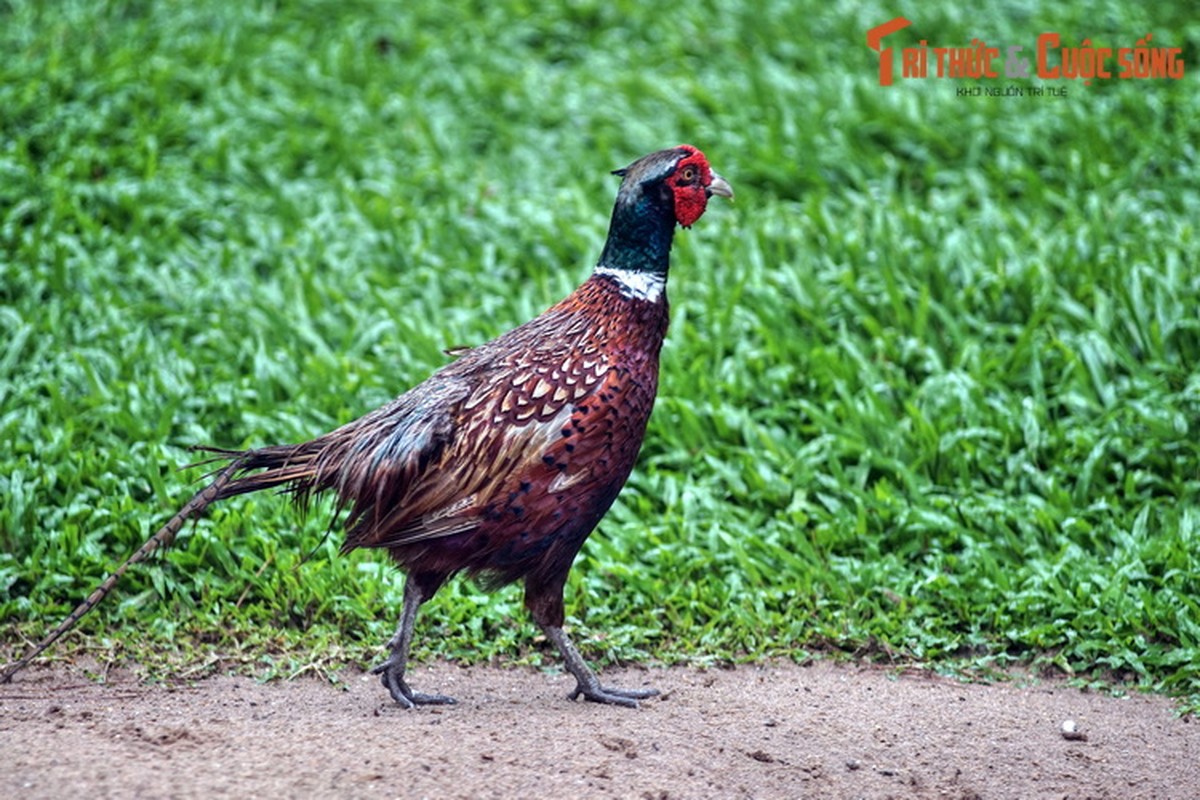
332;378;470;551
339;313;610;551
362;403;573;549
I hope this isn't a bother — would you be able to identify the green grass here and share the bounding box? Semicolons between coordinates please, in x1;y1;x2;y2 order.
3;0;1199;708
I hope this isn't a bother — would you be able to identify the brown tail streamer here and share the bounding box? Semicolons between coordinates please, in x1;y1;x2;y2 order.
0;459;246;684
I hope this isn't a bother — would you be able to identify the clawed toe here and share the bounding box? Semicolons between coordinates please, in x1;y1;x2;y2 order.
408;691;456;705
371;659;456;708
540;623;659;709
603;685;659;700
569;683;660;708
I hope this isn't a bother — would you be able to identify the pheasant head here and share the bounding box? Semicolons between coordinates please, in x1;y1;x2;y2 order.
596;145;732;286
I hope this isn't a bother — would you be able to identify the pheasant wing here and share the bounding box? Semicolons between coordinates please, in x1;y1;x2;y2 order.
341;330;625;552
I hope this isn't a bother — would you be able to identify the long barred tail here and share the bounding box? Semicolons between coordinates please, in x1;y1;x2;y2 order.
0;458;248;684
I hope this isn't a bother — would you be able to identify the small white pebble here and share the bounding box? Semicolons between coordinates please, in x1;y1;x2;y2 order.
1061;719;1088;741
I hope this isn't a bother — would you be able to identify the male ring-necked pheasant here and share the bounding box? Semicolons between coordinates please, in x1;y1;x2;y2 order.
1;145;732;707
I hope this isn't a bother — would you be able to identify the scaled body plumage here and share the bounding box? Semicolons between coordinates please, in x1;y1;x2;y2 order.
225;274;667;593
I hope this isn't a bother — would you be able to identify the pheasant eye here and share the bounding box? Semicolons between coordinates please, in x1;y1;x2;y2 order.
678;166;697;182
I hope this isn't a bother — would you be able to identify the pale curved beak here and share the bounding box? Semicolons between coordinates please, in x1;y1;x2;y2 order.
707;171;734;200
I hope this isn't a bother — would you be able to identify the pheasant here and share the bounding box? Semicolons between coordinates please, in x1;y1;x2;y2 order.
1;145;732;707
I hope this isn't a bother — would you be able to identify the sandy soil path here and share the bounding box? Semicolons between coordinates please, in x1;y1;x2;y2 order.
2;660;1197;799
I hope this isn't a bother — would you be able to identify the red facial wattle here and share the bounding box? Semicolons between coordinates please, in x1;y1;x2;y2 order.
670;144;715;228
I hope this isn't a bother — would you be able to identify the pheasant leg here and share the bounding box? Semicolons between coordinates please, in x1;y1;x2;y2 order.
371;576;456;708
541;624;658;708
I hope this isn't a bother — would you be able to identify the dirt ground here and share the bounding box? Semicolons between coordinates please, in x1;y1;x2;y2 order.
1;659;1197;800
